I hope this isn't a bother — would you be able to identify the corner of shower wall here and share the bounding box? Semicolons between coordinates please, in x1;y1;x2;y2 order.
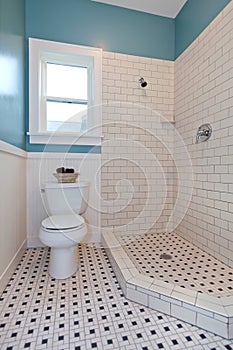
174;0;233;268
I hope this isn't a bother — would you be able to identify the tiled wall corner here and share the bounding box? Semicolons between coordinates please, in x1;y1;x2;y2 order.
175;0;233;267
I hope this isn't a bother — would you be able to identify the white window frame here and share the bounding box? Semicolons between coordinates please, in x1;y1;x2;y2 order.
28;38;102;145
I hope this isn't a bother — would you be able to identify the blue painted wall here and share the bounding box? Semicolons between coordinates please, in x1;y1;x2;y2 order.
1;0;230;151
25;0;175;61
25;0;175;152
175;0;231;58
0;0;26;149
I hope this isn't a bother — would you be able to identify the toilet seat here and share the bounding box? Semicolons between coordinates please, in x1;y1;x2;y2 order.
42;214;85;231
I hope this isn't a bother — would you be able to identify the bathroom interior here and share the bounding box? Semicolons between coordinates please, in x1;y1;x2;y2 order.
1;0;233;348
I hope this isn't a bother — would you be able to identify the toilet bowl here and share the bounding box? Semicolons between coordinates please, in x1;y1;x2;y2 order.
39;214;87;279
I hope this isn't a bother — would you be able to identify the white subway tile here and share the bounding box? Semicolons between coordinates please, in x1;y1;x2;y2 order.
170;304;196;324
148;295;171;314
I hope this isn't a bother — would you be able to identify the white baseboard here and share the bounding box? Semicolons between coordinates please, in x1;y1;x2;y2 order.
0;240;27;296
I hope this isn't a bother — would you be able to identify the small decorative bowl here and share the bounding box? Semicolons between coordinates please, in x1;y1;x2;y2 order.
53;172;80;183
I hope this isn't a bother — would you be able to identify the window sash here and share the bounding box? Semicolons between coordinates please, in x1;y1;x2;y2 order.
41;59;91;133
46;62;88;101
28;38;102;145
46;96;88;105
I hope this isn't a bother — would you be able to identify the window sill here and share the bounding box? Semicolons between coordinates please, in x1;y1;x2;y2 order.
27;132;103;145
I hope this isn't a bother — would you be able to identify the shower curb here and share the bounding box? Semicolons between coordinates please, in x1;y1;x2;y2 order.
102;232;233;340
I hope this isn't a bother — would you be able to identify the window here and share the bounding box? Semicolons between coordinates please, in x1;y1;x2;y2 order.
46;63;88;132
28;38;102;145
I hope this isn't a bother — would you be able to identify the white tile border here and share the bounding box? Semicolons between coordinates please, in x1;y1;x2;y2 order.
102;231;233;339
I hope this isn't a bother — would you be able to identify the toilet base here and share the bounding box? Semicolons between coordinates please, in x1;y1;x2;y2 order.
49;246;78;279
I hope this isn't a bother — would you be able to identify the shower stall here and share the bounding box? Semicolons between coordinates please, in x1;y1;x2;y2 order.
100;105;233;339
100;16;233;336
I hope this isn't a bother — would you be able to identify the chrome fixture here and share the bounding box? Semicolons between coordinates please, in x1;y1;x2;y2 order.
139;77;147;88
196;124;212;143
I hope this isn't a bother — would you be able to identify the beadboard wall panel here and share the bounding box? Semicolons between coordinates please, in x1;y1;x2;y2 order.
27;153;101;247
0;142;27;294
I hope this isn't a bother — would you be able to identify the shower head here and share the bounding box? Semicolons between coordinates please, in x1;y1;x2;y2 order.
139;77;147;88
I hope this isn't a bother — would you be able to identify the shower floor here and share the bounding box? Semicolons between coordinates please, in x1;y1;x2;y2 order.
118;232;233;298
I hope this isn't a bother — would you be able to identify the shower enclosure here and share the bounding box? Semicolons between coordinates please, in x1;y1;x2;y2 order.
100;102;233;339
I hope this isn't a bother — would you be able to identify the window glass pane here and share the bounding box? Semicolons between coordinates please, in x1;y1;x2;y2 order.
46;63;88;100
46;101;87;132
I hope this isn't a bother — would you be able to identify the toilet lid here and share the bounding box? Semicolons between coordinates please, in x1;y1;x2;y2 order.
42;214;85;230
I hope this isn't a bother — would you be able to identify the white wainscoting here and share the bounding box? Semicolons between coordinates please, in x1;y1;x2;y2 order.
0;141;27;294
27;152;101;247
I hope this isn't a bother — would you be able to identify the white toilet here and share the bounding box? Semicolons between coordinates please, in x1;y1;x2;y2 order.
39;181;89;279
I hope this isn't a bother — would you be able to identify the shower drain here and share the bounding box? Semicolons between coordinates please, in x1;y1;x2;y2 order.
160;253;172;260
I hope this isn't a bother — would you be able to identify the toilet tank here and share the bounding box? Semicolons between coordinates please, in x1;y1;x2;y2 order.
41;181;89;216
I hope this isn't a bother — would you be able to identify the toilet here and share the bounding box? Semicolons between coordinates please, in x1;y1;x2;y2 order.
39;181;89;279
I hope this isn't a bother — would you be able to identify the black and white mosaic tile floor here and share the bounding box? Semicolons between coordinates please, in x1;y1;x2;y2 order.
0;244;233;350
119;232;233;297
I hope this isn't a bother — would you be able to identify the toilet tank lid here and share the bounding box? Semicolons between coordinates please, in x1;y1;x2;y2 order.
42;214;85;230
41;181;89;189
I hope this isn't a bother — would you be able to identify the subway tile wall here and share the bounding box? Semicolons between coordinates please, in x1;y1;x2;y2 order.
101;52;176;235
175;1;233;267
101;1;233;267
